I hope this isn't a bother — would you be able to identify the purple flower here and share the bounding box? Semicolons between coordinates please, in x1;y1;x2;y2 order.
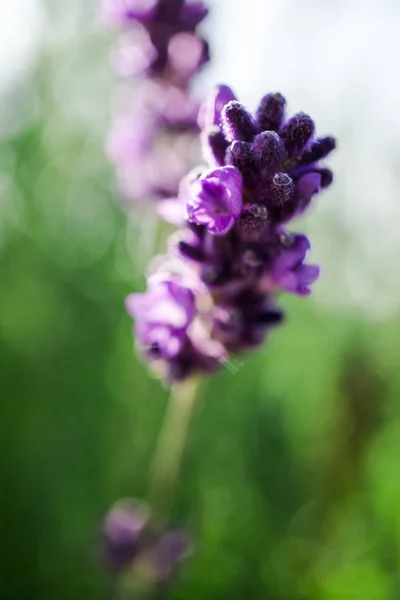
105;0;209;78
126;277;196;360
105;0;210;205
126;85;336;381
185;166;243;235
101;0;158;27
270;234;320;296
103;498;193;581
103;499;149;571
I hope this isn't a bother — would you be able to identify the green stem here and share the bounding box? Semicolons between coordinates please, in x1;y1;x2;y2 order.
148;378;201;526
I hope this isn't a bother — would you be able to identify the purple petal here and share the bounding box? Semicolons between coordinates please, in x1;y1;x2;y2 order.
216;165;243;218
157;198;185;226
199;84;237;130
167;33;205;80
185;166;243;235
101;0;158;27
280;264;320;296
296;172;322;203
180;2;209;28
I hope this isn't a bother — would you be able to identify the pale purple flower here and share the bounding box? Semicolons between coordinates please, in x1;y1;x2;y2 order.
103;499;193;580
185;166;243;235
104;0;210;204
126;277;196;360
103;499;149;571
270;234;320;296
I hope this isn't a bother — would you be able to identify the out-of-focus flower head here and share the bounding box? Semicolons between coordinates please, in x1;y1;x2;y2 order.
102;0;209;82
103;0;210;204
103;498;193;581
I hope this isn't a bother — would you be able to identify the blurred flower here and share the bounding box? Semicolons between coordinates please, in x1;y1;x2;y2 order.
103;498;192;581
104;0;210;204
103;498;149;571
126;86;336;381
126;276;196;360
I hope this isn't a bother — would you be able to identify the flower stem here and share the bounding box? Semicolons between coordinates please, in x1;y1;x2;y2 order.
148;378;201;526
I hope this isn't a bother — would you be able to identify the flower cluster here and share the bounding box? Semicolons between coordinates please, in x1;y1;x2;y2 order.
126;85;336;381
104;498;192;581
102;0;210;203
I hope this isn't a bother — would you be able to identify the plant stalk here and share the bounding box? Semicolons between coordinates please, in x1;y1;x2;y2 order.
148;378;201;525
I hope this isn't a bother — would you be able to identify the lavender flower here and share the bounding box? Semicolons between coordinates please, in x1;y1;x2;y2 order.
127;85;336;381
185;166;243;235
103;499;192;581
103;499;149;571
104;0;210;204
126;276;196;361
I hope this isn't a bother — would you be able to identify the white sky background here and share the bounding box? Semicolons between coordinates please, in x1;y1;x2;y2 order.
0;0;44;93
2;0;400;317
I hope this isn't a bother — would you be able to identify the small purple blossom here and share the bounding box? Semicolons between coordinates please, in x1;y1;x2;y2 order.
103;499;193;581
126;277;196;361
105;0;209;79
185;166;243;235
269;234;320;296
103;499;149;571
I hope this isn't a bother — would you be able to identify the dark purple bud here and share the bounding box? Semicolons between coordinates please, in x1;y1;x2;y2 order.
319;168;334;188
239;204;269;237
296;136;336;167
179;2;209;28
255;93;286;132
221;101;258;143
103;499;149;572
202;127;229;166
281;112;315;158
296;172;321;207
229;140;258;183
178;240;205;262
267;173;295;206
251;131;287;172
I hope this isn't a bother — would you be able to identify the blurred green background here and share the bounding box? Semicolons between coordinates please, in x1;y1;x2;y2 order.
1;1;400;599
